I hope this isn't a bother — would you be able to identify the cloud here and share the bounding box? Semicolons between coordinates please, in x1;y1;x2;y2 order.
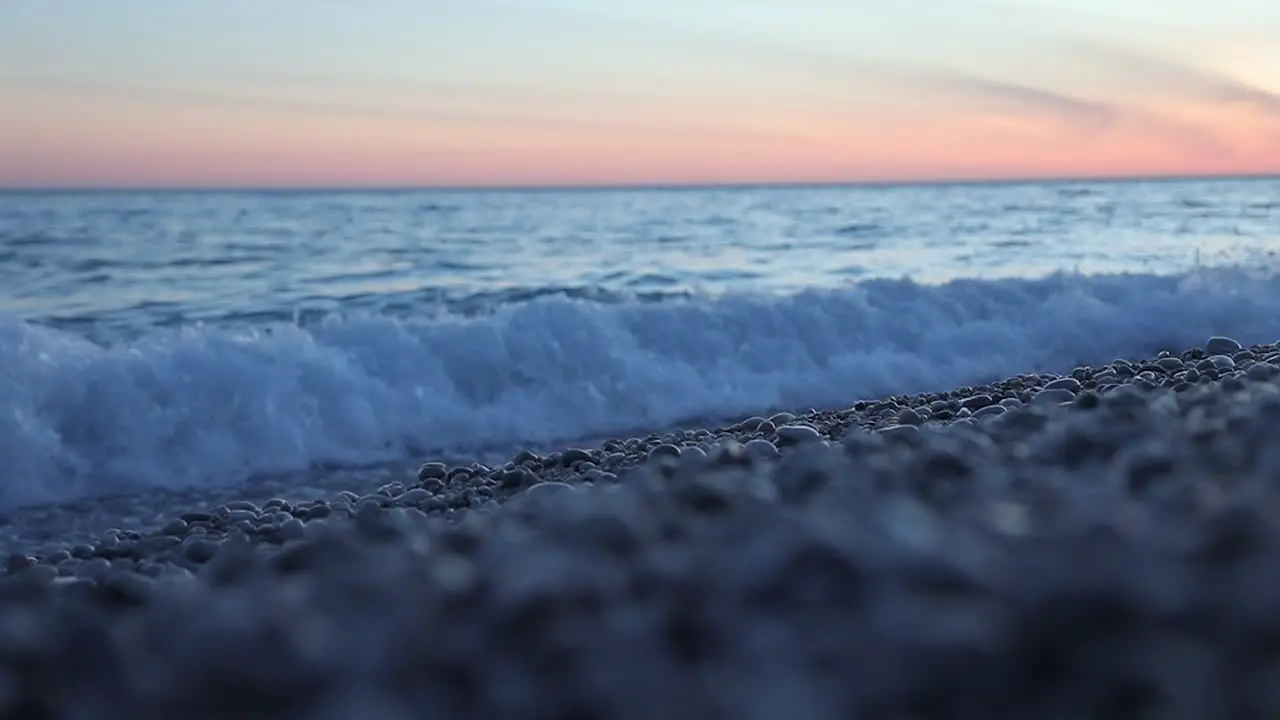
891;67;1234;157
1074;42;1280;114
0;74;821;147
906;71;1116;129
956;0;1280;115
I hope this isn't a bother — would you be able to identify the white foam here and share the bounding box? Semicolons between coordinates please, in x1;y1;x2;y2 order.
2;267;1279;508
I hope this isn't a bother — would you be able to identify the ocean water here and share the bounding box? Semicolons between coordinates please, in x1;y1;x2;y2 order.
2;178;1279;508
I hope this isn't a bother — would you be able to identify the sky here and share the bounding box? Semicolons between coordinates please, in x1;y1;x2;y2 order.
1;0;1279;188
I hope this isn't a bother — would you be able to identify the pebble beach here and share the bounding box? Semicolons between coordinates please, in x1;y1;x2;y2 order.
5;182;1280;718
2;334;1280;717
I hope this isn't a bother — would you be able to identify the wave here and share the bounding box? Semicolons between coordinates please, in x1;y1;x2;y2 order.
2;266;1279;508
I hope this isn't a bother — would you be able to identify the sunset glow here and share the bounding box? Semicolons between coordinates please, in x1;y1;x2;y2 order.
2;0;1279;188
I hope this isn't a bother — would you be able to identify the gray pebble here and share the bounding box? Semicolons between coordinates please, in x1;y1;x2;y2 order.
417;462;448;480
1042;377;1082;393
961;394;995;411
647;443;682;462
136;536;182;555
74;557;112;582
224;509;259;523
896;408;925;426
679;445;709;462
395;488;432;506
560;448;594;466
100;570;153;603
1247;363;1277;382
5;553;33;575
523;481;577;505
160;519;189;536
877;424;920;440
1207;355;1236;371
768;411;796;425
277;518;307;542
19;564;57;585
181;537;220;564
744;438;780;459
1033;388;1077;404
1206;336;1243;355
775;424;822;444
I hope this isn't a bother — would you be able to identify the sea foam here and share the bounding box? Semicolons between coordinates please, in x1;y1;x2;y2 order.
2;267;1279;508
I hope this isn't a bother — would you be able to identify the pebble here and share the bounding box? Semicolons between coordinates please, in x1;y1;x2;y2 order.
647;443;682;462
743;438;781;459
416;462;448;480
877;424;920;440
1042;377;1082;393
1032;387;1076;404
774;424;822;444
0;336;1274;716
1206;336;1243;355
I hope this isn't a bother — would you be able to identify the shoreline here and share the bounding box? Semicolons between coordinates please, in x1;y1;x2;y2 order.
2;334;1273;558
0;334;1279;714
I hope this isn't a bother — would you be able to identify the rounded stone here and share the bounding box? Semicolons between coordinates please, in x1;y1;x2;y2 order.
224;509;259;523
1206;336;1243;355
775;424;822;444
896;408;925;426
136;536;182;555
647;443;682;462
972;405;1005;418
499;467;537;489
99;571;153;605
524;481;577;503
1207;355;1236;371
75;557;112;582
417;461;448;480
222;500;262;514
1247;363;1277;382
1033;388;1076;404
5;553;34;575
679;445;709;462
277;517;307;541
19;565;58;585
560;448;594;466
395;488;432;506
1042;377;1082;393
878;424;920;440
159;519;189;536
744;438;780;458
181;537;221;564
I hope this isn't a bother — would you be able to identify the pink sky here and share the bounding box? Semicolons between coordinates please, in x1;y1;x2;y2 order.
2;0;1279;188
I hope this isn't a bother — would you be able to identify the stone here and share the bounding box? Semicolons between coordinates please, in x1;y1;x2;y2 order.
1206;336;1242;355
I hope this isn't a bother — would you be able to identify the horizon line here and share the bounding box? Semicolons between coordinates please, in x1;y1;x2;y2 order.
1;170;1278;194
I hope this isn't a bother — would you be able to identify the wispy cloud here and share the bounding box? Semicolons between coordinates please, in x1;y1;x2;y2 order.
205;68;790;116
1071;41;1280;114
904;71;1116;129
891;68;1234;158
0;74;824;147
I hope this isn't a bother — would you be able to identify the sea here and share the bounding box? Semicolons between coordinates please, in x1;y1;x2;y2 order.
2;177;1279;509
